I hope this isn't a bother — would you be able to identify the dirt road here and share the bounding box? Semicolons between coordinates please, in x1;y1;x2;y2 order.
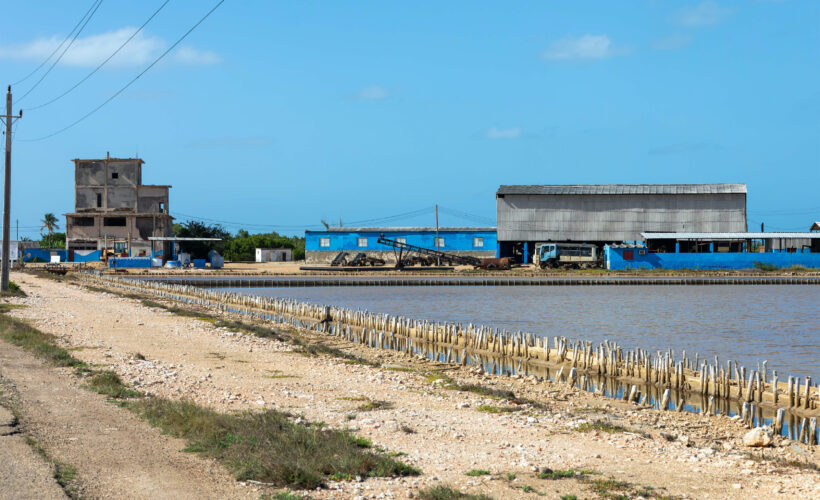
3;271;819;499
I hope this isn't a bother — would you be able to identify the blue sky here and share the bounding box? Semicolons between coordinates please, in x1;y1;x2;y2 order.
1;0;818;238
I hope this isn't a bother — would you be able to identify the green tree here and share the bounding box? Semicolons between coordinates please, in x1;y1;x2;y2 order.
40;232;66;249
222;231;305;261
173;221;232;259
40;213;59;235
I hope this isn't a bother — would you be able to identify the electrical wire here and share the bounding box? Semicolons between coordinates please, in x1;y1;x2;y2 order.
26;0;171;111
11;0;102;86
20;0;224;143
170;206;440;231
17;0;104;103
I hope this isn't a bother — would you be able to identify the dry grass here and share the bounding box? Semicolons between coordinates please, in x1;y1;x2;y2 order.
129;398;419;489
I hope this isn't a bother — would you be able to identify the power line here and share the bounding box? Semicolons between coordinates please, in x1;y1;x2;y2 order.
20;0;225;143
18;0;104;103
11;0;102;86
26;0;171;111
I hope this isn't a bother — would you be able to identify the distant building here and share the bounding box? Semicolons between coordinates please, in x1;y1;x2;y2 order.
256;248;293;262
496;184;747;262
64;155;173;260
304;227;497;264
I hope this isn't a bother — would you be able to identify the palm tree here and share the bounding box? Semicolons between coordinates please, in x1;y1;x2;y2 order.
40;213;59;235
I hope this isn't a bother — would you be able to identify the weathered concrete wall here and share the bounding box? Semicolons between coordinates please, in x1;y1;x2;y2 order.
106;187;138;211
137;186;169;213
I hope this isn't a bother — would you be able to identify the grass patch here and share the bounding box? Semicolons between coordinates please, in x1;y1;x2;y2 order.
418;485;494;500
400;424;416;434
457;383;516;400
24;436;83;499
505;473;516;480
575;420;628;434
741;451;820;472
465;469;491;476
356;400;394;412
128;397;419;489
538;468;596;480
337;396;369;402
588;478;679;500
0;281;27;297
265;374;298;379
476;404;521;414
86;371;142;399
0;313;86;369
560;496;578;500
520;485;546;496
753;261;777;272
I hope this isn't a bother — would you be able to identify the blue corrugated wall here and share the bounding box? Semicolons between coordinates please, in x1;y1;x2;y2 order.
22;249;67;263
606;246;820;270
305;229;497;252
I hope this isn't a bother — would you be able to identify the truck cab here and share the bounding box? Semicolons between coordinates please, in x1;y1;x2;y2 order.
537;243;558;268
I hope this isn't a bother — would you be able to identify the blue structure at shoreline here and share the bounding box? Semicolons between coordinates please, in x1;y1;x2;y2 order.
607;232;820;270
305;227;497;264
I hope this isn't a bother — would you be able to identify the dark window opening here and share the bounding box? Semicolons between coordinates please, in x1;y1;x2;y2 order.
96;193;102;208
159;202;165;212
111;172;119;179
104;217;126;227
73;217;94;227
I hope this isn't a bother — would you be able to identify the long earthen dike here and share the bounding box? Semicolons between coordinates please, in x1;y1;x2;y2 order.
133;276;820;287
82;273;820;446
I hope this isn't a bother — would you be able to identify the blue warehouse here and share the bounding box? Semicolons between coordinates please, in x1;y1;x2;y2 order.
305;227;497;265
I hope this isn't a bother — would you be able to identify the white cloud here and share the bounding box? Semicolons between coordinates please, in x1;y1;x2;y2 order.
677;1;733;27
0;28;220;67
356;85;389;100
173;46;221;65
486;127;521;140
651;33;693;51
542;34;624;61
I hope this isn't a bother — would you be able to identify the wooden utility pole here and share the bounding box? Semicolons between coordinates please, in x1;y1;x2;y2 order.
435;204;440;266
1;86;22;291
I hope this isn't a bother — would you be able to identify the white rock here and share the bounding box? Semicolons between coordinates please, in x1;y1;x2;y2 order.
742;427;773;448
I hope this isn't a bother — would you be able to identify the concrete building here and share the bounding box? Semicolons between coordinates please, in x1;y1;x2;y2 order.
305;227;497;265
496;184;747;261
64;156;173;260
256;248;293;262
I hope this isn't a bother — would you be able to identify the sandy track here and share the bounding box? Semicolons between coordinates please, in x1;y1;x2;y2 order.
0;402;66;500
5;272;820;499
0;317;254;499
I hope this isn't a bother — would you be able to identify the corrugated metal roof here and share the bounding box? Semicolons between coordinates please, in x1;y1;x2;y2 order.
641;232;820;240
497;184;747;195
310;227;496;233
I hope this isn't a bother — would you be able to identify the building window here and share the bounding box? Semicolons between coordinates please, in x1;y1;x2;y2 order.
473;237;484;248
319;237;330;248
104;217;126;227
96;193;102;208
435;237;445;248
73;217;94;227
111;172;119;179
358;238;368;248
396;237;406;244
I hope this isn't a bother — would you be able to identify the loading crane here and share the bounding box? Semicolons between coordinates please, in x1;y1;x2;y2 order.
377;234;511;270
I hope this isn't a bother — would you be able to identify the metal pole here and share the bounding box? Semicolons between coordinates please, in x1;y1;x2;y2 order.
435;204;440;266
2;87;13;290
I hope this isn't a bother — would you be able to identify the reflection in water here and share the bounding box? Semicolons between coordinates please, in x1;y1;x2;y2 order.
226;285;820;379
